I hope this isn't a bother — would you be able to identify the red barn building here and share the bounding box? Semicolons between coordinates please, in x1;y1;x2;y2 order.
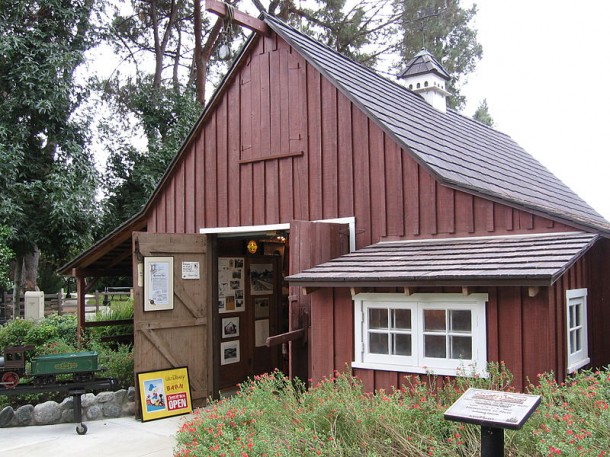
62;12;610;401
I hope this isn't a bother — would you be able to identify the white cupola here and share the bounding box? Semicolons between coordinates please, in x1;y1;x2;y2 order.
398;49;450;113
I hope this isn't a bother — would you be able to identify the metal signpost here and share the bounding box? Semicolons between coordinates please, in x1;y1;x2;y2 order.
444;388;541;456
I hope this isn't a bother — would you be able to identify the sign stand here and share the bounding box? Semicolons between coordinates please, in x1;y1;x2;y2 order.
444;388;541;457
481;426;503;455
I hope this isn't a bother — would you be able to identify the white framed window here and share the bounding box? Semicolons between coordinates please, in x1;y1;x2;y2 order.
353;293;488;377
566;289;589;373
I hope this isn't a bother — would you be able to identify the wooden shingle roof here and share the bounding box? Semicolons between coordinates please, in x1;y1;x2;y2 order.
286;231;598;287
264;15;610;235
398;48;450;80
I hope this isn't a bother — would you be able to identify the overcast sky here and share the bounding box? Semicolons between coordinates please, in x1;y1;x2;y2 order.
93;2;610;220
460;0;610;220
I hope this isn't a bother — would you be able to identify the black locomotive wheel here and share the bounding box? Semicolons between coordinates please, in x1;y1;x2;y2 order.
76;423;88;435
1;371;19;389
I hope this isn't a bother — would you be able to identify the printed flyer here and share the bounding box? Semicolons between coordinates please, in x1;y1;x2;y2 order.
137;367;193;422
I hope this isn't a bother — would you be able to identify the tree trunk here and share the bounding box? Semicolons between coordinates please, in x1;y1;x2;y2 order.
12;256;22;318
22;245;40;292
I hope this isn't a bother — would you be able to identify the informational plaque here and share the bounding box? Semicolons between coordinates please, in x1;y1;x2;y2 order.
181;261;200;280
444;388;541;430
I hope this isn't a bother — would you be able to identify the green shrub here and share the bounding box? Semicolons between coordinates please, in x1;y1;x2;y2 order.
88;341;134;389
0;319;35;349
0;314;78;354
86;299;133;340
175;365;610;457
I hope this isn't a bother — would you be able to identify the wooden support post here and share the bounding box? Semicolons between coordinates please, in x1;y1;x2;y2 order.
303;287;319;295
75;275;86;341
205;0;269;34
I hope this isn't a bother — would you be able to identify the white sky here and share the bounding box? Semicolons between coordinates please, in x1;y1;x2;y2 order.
91;1;610;221
461;0;610;220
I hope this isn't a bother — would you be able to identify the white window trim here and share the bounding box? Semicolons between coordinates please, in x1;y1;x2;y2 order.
353;293;488;377
566;288;589;373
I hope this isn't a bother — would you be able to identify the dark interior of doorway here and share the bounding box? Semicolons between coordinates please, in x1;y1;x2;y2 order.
215;234;289;393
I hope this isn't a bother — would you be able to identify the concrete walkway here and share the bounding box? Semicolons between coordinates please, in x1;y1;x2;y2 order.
0;414;191;457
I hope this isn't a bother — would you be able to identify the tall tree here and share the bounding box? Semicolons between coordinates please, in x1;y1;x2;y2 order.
0;0;99;305
96;0;483;233
0;226;14;292
271;0;396;67
393;0;482;110
473;98;494;127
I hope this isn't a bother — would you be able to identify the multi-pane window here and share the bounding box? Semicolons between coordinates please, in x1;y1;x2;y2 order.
368;308;412;356
566;289;589;373
423;309;472;360
354;293;487;377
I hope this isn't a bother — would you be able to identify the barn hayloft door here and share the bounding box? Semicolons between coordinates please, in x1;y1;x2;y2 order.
132;232;211;408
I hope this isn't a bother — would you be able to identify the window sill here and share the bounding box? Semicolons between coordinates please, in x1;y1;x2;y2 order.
352;361;487;378
567;357;590;374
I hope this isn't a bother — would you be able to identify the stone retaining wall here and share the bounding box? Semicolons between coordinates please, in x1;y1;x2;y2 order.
0;387;136;427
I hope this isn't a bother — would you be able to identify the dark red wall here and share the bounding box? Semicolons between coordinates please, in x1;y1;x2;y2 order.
145;33;573;244
142;31;607;392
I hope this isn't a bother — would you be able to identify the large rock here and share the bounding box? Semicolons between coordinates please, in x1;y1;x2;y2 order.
113;389;127;404
33;401;61;425
126;387;136;401
96;391;114;403
15;405;34;425
122;402;136;416
80;393;96;408
86;405;101;420
0;406;14;427
102;402;122;418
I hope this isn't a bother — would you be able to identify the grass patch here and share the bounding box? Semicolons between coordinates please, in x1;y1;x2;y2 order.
175;365;610;457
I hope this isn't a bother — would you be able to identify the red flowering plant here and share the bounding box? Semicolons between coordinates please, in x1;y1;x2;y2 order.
174;364;610;457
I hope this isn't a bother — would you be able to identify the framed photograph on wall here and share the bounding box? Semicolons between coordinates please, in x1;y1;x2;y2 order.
144;257;174;311
220;340;240;365
222;317;240;338
250;263;274;295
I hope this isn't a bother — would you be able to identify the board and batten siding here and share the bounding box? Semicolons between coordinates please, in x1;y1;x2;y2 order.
145;32;574;242
314;251;594;393
140;31;605;392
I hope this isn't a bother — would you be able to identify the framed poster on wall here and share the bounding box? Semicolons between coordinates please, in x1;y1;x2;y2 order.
137;366;193;422
218;257;245;313
144;257;174;311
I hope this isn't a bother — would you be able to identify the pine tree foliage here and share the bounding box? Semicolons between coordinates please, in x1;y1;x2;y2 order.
393;0;482;110
473;98;495;127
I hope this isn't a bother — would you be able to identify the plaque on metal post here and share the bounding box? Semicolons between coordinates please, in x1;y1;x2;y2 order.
444;388;541;430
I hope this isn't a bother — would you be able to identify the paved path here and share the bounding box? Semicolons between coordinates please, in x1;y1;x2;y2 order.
0;414;191;457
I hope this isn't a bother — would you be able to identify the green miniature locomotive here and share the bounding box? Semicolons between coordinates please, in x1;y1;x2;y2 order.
0;346;99;388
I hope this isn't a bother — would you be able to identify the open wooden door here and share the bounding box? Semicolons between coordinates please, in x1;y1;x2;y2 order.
287;220;350;383
132;232;211;410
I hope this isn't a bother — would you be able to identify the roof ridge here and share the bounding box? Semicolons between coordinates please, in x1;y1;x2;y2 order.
263;14;610;234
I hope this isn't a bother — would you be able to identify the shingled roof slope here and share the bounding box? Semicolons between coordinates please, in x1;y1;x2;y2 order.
286;231;598;287
264;14;610;234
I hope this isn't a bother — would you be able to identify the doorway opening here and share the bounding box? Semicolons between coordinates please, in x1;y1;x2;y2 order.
214;232;289;392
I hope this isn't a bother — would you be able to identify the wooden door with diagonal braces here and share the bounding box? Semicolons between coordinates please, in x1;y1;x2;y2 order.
132;232;212;409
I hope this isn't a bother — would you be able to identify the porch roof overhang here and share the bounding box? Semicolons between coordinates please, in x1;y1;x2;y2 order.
58;213;147;278
285;231;598;288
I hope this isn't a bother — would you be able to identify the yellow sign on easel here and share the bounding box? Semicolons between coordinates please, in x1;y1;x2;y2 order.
137;367;193;422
